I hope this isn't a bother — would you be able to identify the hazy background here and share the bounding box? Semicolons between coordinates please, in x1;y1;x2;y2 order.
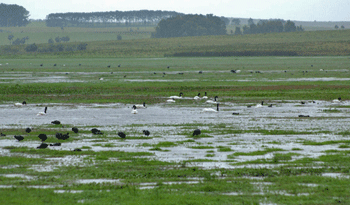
3;0;350;21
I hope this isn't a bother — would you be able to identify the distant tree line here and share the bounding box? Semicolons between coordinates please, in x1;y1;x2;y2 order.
24;43;87;53
0;3;30;27
236;18;303;35
45;10;184;27
153;14;227;38
8;34;29;45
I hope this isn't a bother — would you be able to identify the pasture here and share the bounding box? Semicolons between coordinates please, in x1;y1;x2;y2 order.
1;56;350;204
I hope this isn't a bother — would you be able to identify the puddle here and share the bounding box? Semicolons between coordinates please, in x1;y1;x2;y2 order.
76;179;121;184
54;190;84;193
0;174;35;180
321;173;350;178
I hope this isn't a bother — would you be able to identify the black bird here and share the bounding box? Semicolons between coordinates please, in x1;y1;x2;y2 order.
72;127;79;133
268;104;273;108
14;135;24;141
1;133;6;136
40;64;43;66
53;64;57;66
143;130;150;136
91;128;103;135
193;129;201;137
232;113;240;115
199;71;203;74
51;120;61;125
298;115;310;117
79;64;81;66
301;101;305;104
50;143;61;146
118;64;121;67
118;132;126;138
55;133;63;140
38;134;47;142
37;143;48;149
167;66;170;69
62;133;69;140
73;148;82;151
25;128;32;133
107;65;111;68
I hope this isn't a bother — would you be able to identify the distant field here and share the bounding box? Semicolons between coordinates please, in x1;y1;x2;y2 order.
1;27;349;58
0;22;154;46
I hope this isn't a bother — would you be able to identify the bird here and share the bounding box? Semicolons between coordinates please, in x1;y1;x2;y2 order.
50;143;61;146
199;71;203;74
14;135;24;141
73;148;82;151
55;133;63;140
99;78;104;80
135;102;146;109
194;93;201;100
37;143;48;149
37;107;47;116
203;103;219;112
131;105;138;114
72;127;79;133
255;101;264;108
14;101;26;107
232;112;240;115
202;92;208;99
91;128;103;135
1;133;6;136
167;66;170;69
268;104;273;108
206;96;218;104
25;128;32;133
53;64;57;66
38;134;47;142
169;92;183;99
118;132;126;138
62;133;70;140
298;115;310;117
193;129;201;137
107;65;111;68
332;97;341;103
301;101;306;105
118;64;121;67
51;120;61;125
40;64;43;67
167;98;176;103
143;130;150;136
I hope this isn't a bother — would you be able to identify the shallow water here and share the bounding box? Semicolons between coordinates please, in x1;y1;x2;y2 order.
1;101;350;170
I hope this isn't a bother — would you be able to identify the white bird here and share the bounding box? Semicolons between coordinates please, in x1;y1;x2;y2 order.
14;101;26;107
131;105;138;114
203;104;219;112
332;97;341;103
169;92;183;99
194;93;201;100
206;96;218;104
99;78;104;80
202;92;208;99
255;101;264;108
167;98;176;103
37;107;48;116
135;102;146;108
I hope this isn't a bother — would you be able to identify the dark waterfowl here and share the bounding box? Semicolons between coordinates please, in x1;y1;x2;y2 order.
193;129;201;137
143;130;150;136
118;132;126;138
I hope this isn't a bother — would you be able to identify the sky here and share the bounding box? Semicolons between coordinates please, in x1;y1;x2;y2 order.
3;0;350;21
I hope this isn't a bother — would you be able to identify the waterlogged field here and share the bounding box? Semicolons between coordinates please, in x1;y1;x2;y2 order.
1;56;350;204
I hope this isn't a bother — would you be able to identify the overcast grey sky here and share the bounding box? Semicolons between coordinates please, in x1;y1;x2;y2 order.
4;0;350;21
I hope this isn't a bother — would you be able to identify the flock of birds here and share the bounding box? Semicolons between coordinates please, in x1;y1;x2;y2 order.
5;91;344;148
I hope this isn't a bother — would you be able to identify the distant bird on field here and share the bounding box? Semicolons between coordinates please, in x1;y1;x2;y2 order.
135;102;146;109
51;120;61;125
91;128;103;135
118;132;126;138
169;92;183;99
118;64;121;67
37;143;48;149
55;133;63;140
143;130;150;136
333;97;341;103
194;93;201;100
40;64;43;67
131;105;138;114
1;133;6;136
14;135;24;141
50;143;61;146
14;101;26;107
193;129;201;137
73;148;82;151
203;104;219;112
107;65;111;68
72;127;79;133
53;64;57;66
37;107;47;116
62;133;69;140
202;92;208;99
25;128;32;133
167;98;176;103
38;134;47;142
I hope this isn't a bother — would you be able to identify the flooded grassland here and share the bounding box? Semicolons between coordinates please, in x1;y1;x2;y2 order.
1;57;350;204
